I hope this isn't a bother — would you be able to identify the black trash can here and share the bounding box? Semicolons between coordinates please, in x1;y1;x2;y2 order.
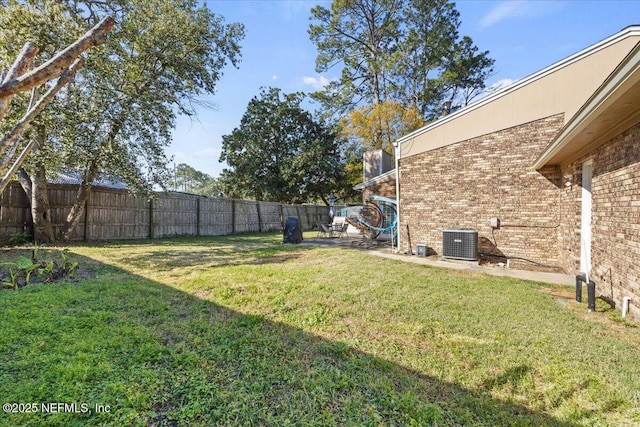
283;217;303;244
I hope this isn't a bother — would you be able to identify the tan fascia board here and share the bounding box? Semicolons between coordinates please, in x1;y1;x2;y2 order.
533;40;640;169
353;168;396;191
395;25;640;152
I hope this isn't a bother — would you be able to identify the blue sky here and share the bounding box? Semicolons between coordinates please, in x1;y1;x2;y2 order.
170;0;640;178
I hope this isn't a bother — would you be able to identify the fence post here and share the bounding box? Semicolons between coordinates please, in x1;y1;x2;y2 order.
83;191;90;242
231;199;236;234
295;204;302;229
311;205;316;230
279;203;284;230
148;198;154;239
196;196;201;237
256;201;262;233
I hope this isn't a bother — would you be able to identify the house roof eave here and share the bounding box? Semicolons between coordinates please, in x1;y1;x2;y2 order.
353;168;396;191
397;25;640;150
534;40;640;169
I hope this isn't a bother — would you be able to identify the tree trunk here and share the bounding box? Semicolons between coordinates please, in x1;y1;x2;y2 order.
16;168;34;240
58;98;130;241
16;124;56;244
18;165;56;244
17;168;32;201
30;163;56;243
58;158;99;241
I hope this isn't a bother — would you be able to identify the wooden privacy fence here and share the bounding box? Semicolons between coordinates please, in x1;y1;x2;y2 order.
0;182;330;242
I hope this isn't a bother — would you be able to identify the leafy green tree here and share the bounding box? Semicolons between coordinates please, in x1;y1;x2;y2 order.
340;100;424;154
1;0;244;242
219;87;344;204
171;163;221;196
309;0;493;194
309;0;494;119
309;0;402;113
393;0;462;118
437;36;495;115
1;2;114;242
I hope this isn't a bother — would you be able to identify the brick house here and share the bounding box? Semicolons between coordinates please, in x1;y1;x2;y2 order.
387;26;640;321
354;149;396;201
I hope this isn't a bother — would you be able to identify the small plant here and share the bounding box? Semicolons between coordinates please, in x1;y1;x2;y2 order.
15;257;39;286
60;249;70;265
66;260;79;278
7;231;30;247
1;257;39;289
60;249;79;276
2;262;20;290
38;261;56;282
1;248;81;290
31;242;42;263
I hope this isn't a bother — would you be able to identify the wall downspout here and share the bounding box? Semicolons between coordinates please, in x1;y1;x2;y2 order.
394;141;401;253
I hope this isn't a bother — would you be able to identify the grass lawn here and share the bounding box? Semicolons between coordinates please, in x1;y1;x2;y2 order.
0;232;638;426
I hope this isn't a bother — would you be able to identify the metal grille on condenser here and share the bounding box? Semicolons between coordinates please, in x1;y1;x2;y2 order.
442;229;478;261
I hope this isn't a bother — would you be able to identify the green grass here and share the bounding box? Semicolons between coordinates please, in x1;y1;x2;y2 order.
0;233;638;426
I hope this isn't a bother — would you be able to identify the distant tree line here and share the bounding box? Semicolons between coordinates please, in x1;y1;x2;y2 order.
169;163;221;197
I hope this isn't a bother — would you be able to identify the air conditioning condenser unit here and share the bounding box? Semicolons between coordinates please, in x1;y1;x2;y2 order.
442;228;478;261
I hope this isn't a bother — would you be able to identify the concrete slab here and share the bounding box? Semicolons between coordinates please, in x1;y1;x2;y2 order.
302;237;574;286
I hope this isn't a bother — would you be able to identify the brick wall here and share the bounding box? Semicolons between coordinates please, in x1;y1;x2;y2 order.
361;173;396;203
557;164;582;274
397;112;640;320
562;122;640;321
398;114;565;271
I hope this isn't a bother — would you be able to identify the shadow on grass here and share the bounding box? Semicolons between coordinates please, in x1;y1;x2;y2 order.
0;249;578;427
68;232;288;249
110;235;314;271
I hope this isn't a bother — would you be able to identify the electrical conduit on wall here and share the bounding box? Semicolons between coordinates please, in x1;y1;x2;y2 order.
622;296;632;318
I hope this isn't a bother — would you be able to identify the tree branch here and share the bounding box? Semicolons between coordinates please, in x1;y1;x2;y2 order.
0;87;37;168
0;42;39;122
0;16;115;100
0;59;84;194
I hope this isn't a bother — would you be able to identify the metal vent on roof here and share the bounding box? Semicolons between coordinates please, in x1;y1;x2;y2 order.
442;228;478;261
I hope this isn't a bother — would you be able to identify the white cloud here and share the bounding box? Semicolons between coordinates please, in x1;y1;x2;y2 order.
474;78;517;101
302;75;332;90
480;2;524;29
272;75;278;80
170;151;186;161
279;0;317;21
479;1;563;29
194;148;221;158
489;78;516;91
